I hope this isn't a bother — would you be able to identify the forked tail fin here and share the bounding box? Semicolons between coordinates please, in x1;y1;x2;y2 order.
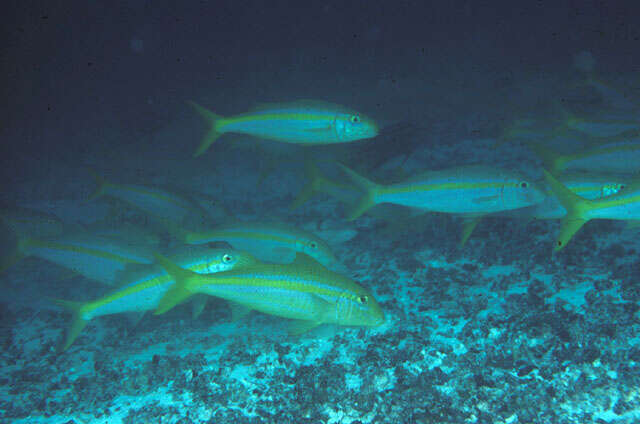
188;101;225;157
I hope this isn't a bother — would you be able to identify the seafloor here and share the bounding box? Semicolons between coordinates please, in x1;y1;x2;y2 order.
2;70;640;424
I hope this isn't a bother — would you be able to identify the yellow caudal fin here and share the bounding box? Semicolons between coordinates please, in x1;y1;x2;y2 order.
0;234;33;274
524;141;567;174
153;253;200;315
187;101;225;157
51;299;88;352
291;159;322;210
543;169;593;251
336;163;379;220
87;168;111;202
0;249;25;275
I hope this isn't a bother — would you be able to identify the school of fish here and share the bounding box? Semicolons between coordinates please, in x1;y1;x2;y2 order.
2;66;640;351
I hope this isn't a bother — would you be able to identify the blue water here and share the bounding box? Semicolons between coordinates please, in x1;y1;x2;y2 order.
2;1;640;423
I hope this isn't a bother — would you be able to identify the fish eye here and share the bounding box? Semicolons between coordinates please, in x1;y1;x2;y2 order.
519;181;529;189
357;295;368;304
222;254;233;263
619;184;626;190
350;115;360;124
309;241;318;249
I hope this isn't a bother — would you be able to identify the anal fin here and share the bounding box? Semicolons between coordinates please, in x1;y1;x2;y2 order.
288;319;321;336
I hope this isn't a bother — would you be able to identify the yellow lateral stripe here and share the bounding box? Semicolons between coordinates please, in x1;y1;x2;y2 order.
28;239;141;264
594;193;640;210
88;261;211;312
229;112;336;125
385;181;510;195
212;273;346;299
112;185;188;209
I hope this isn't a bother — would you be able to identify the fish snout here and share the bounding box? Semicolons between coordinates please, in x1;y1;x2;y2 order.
340;115;379;141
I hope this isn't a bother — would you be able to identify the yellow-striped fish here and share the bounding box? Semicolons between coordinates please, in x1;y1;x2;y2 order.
543;170;640;250
0;207;66;273
291;159;429;225
460;173;629;246
337;163;545;220
565;116;639;138
506;172;629;220
9;231;154;285
182;221;342;272
153;252;384;334
89;171;213;231
188;100;378;156
53;246;254;351
83;222;162;249
527;138;640;174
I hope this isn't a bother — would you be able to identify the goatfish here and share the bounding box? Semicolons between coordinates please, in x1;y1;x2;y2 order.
53;246;253;351
89;171;213;231
527;138;640;174
544;103;640;138
153;252;385;334
83;222;163;249
543;170;640;250
291;159;433;230
565;117;639;138
181;221;343;273
495;118;561;148
337;163;546;220
188;100;379;157
6;231;154;285
459;172;629;246
509;172;629;220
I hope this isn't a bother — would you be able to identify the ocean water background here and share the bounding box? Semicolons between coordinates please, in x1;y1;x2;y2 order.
2;1;640;423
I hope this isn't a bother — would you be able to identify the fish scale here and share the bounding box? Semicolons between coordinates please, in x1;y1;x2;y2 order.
153;252;384;332
337;163;546;219
53;246;254;351
188;100;378;156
